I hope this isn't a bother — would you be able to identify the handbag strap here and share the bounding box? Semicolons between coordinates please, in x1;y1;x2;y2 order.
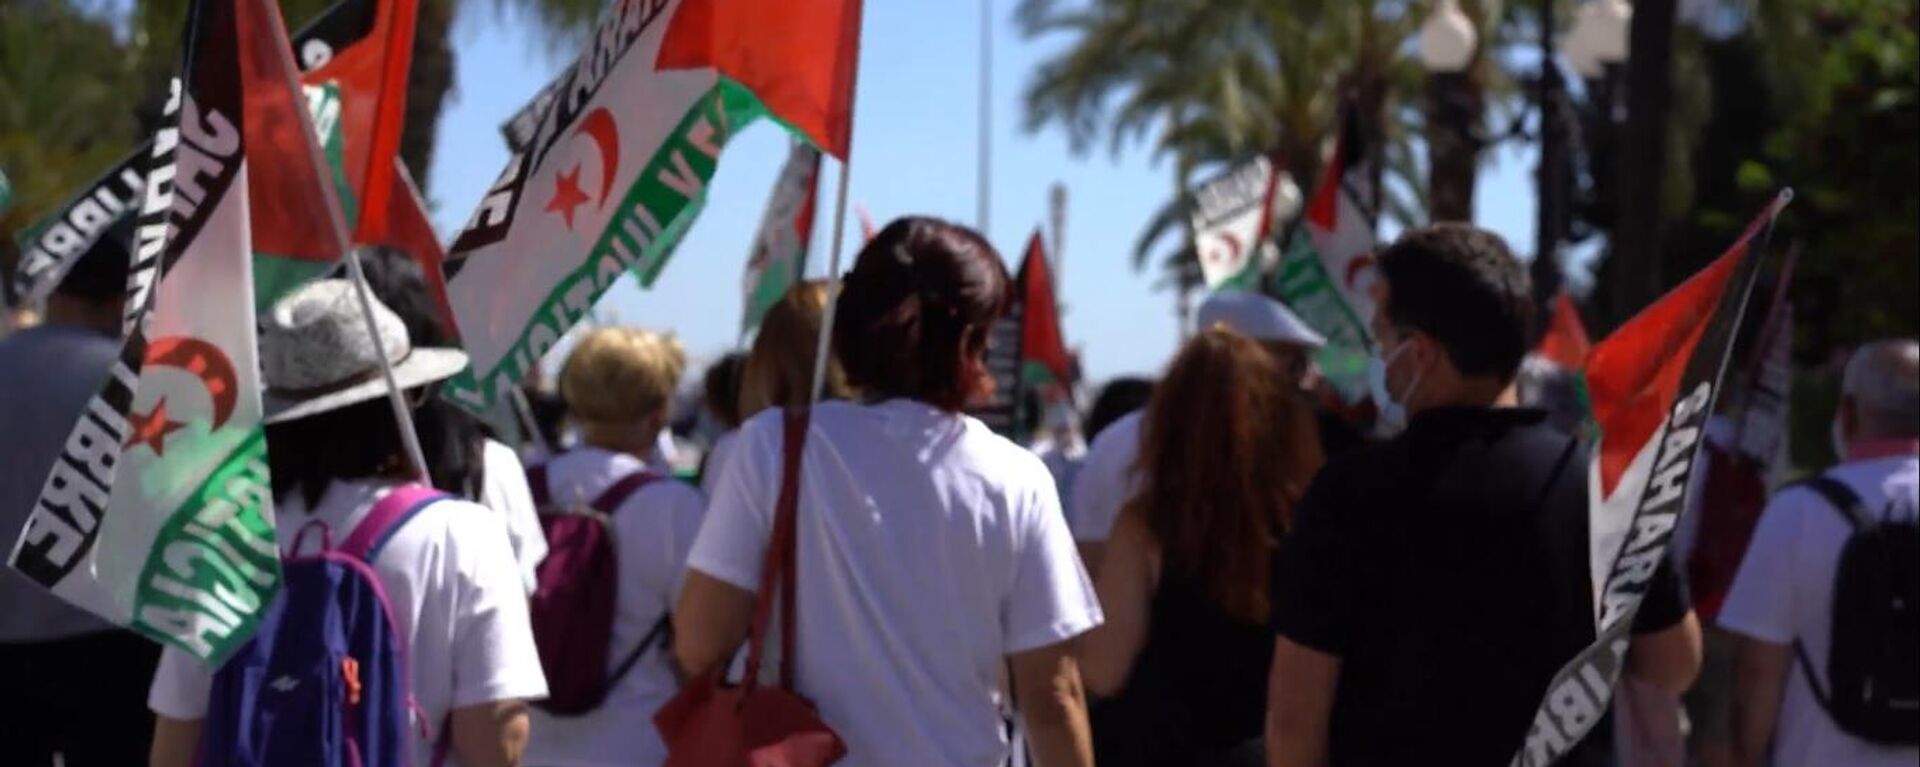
742;406;810;691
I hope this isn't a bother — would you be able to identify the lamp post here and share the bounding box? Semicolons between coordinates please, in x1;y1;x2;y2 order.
1565;0;1631;247
1532;0;1576;327
1419;0;1481;223
1566;0;1631;80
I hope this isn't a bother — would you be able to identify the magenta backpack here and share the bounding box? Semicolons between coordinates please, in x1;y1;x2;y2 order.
525;463;672;715
200;484;447;767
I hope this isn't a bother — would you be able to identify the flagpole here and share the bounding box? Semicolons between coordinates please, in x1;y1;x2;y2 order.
810;160;853;403
976;0;992;234
265;0;433;484
1728;240;1801;457
345;248;432;482
508;386;552;457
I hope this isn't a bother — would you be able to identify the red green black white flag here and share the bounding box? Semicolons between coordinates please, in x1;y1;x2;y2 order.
1509;189;1793;767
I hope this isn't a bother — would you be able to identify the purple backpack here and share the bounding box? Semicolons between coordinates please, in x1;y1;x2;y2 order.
200;484;447;767
526;463;671;715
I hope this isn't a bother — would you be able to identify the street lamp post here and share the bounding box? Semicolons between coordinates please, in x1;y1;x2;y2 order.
1419;0;1481;223
1533;0;1575;327
1566;0;1632;246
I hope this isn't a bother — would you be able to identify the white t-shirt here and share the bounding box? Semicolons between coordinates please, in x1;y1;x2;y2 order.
1030;433;1086;515
1718;452;1920;767
1068;411;1143;543
149;479;549;767
687;400;1103;767
480;438;549;595
700;428;741;498
522;447;707;767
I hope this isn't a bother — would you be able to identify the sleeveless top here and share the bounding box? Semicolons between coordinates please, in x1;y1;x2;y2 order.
1090;563;1274;767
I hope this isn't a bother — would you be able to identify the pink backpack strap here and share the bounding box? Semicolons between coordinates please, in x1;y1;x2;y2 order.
339;484;448;562
589;471;664;514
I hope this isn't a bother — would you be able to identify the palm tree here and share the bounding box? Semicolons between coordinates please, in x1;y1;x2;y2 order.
1019;0;1460;327
0;0;144;300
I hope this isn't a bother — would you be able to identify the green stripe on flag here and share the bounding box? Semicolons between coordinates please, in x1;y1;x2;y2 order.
253;253;335;312
1273;228;1375;401
130;430;280;664
445;79;772;412
743;259;797;334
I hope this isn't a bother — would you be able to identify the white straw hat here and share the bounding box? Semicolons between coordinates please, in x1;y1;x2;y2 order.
261;279;468;424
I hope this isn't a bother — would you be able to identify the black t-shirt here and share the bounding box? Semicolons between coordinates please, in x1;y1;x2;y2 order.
1314;405;1368;459
1269;407;1688;766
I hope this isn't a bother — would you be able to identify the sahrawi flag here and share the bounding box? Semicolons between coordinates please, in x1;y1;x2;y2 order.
7;0;351;663
10;0;425;313
1509;189;1792;767
1190;155;1280;291
439;0;862;413
1271;105;1378;402
741;139;822;336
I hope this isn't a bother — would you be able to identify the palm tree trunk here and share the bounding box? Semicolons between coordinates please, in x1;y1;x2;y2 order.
1426;70;1482;222
1428;0;1494;224
1605;0;1678;333
1174;157;1196;339
399;0;455;191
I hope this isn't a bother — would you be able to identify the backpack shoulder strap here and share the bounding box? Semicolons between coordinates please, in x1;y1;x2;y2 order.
526;463;551;509
1801;475;1874;530
1790;473;1873;719
601;612;674;697
340;484;449;562
1794;639;1836;713
589;470;664;515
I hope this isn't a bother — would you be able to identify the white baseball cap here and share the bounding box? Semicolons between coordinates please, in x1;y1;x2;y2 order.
1195;290;1327;348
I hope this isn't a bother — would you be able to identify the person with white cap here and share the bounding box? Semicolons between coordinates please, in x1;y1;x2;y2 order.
1068;289;1359;573
149;279;549;767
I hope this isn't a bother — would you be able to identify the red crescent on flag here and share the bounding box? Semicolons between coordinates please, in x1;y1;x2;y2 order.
1212;232;1244;265
144;336;239;429
1345;253;1375;289
573;108;620;207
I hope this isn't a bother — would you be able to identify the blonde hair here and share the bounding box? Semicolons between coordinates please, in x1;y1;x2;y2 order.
739;280;851;418
560;328;686;431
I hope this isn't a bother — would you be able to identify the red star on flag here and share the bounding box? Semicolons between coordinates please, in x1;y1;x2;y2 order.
125;399;186;457
546;164;590;230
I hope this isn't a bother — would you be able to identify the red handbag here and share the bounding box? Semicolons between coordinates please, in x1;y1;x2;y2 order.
656;407;847;767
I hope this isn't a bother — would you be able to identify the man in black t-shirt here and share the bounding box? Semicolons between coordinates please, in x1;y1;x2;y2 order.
1264;224;1702;766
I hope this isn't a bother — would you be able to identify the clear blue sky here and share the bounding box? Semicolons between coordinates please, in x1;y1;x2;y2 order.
426;2;1542;384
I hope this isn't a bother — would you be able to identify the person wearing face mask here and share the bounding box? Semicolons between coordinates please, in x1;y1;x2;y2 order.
1263;224;1702;767
1720;339;1919;767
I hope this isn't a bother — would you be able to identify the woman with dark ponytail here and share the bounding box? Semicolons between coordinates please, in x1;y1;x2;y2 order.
673;217;1102;767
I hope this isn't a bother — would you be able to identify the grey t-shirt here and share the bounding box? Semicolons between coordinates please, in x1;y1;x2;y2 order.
0;323;120;643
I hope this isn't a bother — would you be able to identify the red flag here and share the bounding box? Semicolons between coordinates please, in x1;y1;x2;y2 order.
1586;196;1785;498
1510;190;1791;767
238;0;350;299
1537;292;1592;369
382;159;456;331
1019;230;1071;389
301;0;417;242
657;0;863;158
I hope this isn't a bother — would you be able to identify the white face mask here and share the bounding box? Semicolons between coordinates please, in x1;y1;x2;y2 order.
1367;338;1425;436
